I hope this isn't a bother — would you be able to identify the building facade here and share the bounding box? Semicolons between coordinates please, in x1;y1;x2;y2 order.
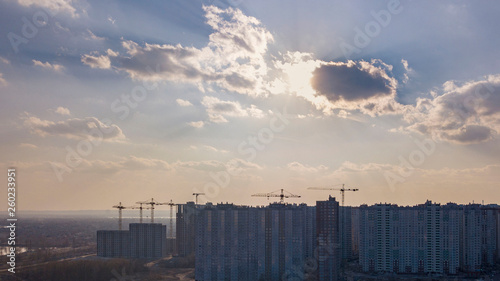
194;202;316;281
176;201;204;257
340;206;353;261
129;223;166;259
97;223;166;259
97;230;129;258
351;207;360;258
359;201;461;274
316;196;341;281
359;201;500;275
461;204;498;274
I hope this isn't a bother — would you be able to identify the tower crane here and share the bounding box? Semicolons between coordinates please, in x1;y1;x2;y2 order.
308;184;359;280
251;188;301;204
131;203;151;223
136;198;168;223
192;193;205;204
308;184;358;208
112;202;133;231
164;200;176;239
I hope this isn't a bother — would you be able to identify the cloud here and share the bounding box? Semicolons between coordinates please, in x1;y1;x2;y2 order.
33;60;65;72
106;49;119;57
312;61;394;102
0;57;9;65
309;60;401;116
79;5;407;118
401;59;414;84
19;143;37;149
287;162;328;173
84;29;105;41
81;54;111;69
338;110;349;119
176;99;193;107
188;121;204;128
175;158;263;174
405;75;500;144
174;158;261;173
82;5;273;95
53;157;261;175
16;0;79;18
118;156;171;170
227;158;262;170
335;161;396;173
0;73;6;86
107;16;116;25
201;145;228;153
442;125;494;144
23;115;125;141
271;52;403;116
54;106;71;115
201;96;264;123
54;21;70;33
190;145;228;153
69;156;172;174
175;160;226;171
79;6;408;118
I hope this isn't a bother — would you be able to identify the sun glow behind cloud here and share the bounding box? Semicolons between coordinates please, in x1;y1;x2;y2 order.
272;51;333;113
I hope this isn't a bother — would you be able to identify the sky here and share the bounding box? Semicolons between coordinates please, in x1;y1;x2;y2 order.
0;0;499;211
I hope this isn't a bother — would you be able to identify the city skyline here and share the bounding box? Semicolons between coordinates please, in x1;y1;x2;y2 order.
0;0;499;211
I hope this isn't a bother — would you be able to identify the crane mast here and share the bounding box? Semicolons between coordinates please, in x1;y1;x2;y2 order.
112;202;133;231
165;200;176;239
136;198;169;223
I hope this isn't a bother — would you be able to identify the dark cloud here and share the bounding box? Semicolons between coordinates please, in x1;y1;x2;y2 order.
115;43;211;81
212;102;238;113
225;73;255;89
443;125;494;144
311;61;394;102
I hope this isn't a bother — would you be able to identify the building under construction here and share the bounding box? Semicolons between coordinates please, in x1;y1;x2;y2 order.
97;223;167;258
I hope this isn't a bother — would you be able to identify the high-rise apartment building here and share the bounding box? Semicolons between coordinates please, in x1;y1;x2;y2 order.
97;223;166;259
351;207;360;258
497;209;500;263
316;196;340;281
129;223;166;259
359;201;500;275
194;202;316;281
176;201;204;257
340;206;353;261
97;230;129;258
461;204;499;274
359;201;461;274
